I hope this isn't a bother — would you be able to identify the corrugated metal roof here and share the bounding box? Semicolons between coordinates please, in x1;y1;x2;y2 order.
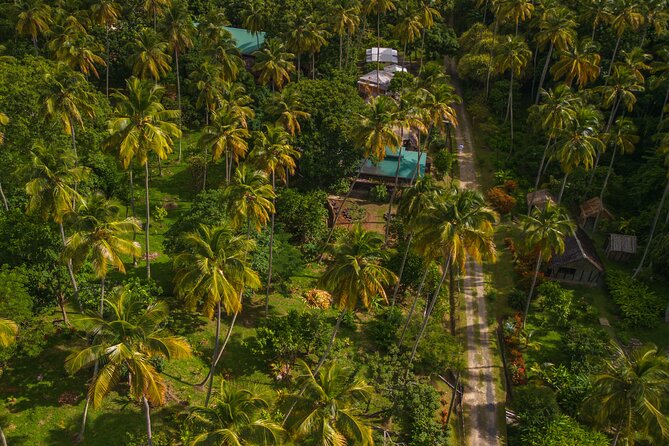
549;228;604;271
224;26;266;55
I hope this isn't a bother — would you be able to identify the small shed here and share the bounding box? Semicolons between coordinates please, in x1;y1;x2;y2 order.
546;228;605;286
366;47;399;64
605;234;637;262
357;70;395;96
579;197;613;229
526;189;555;211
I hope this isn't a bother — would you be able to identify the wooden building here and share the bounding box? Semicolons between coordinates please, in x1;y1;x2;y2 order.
579;197;613;229
526;189;555;211
605;234;637;262
546;228;605;286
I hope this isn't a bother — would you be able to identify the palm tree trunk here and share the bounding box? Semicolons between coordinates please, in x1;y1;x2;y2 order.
535;43;553;105
634;178;669;278
591;20;597;42
142;395;153;446
594;144;617;231
175;49;183;163
391;232;414;307
508;70;514;155
77;360;98;442
529;137;552;215
448;266;457;336
57;292;69;326
398;265;429;347
318;158;369;262
144;161;151;279
385;143;404;244
376;11;381;95
659;84;669;128
130;169;138;267
419;28;427;73
339;32;343;69
346;29;351;69
0;180;9;210
297;54;301;81
105;26;110;98
205;310;239;406
157;156;163;177
311;52;315;80
203;145;208;191
99;277;105;315
33;36;38;53
410;133;424;185
608;35;622;76
485;18;499;99
265;171;276;317
407;256;451;374
558;173;569;203
0;425;7;446
522;253;542;327
60;222;82;311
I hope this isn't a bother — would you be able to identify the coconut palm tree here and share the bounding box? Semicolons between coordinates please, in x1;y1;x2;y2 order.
534;6;577;104
319;95;400;261
206;34;244;85
198;106;250;188
303;18;329;79
331;0;360;69
252;39;295;91
411;187;497;348
44;64;96;160
16;0;52;52
65;287;191;446
191;62;225;126
48;16;106;79
519;201;575;327
620;47;653;83
25;143;89;310
250;125;300;315
641;0;669;46
222;165;275;236
607;0;645;75
106;77;180;278
553;105;604;203
164;3;194;163
417;0;441;71
650;49;669;125
550;38;602;89
493;35;531;154
90;0;121;97
197;7;230;49
498;0;534;35
142;0;171;30
265;89;310;137
364;0;396;89
0;111;9;211
173;224;259;407
583;342;669;445
583;0;613;41
129;28;172;83
529;86;581;205
394;9;422;67
188;381;284;445
284;360;374;445
242;1;266;50
0;318;17;446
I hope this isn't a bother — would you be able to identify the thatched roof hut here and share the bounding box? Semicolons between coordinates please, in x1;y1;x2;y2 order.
605;234;637;262
579;197;613;229
546;228;604;286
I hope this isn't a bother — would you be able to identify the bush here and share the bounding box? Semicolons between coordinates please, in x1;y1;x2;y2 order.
366;306;403;352
396;381;449;446
606;270;663;328
536;282;574;327
432;150;455;179
520;415;608;446
370;184;388;202
531;364;591;416
508;288;527;311
512;384;560;428
486;186;517;214
562;325;609;371
276;188;328;249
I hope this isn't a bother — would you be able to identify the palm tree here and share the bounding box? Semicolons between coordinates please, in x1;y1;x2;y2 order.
197;7;230;49
173;224;259;407
319;96;400;261
331;0;360;69
594;117;638;230
191;62;225;126
583;0;613;41
394;9;422;68
584;342;669;445
519;201;575;327
529;86;581;205
164;3;194;163
206;33;244;84
16;0;52;52
607;0;645;75
284;360;374;445
641;0;669;46
242;1;266;50
553;105;604;203
90;0;121;97
417;0;441;71
65;287;191;446
129;28;172;83
222;165;276;235
250;125;300;316
303;19;329;79
0;111;9;211
25;143;89;310
498;0;535;35
550;38;602;89
142;0;172;30
251;39;295;91
620;47;652;83
48;17;106;79
106;77;180;278
44;64;96;160
0;318;17;446
534;6;577;104
411;187;497;348
493;35;531;154
198;106;250;188
364;0;396;90
188;381;284;445
63;199;141;314
265;89;310;137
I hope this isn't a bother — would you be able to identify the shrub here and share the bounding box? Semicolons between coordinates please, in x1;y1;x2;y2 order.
531;364;591;416
606;270;663;328
536;282;574;327
276;188;328;247
513;384;560;428
508;288;527;311
563;325;609;370
520;415;609;446
366;306;403;352
486;186;517;214
370;184;388;202
432;150;455;178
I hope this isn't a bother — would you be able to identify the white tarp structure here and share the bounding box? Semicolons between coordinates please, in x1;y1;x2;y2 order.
357;70;395;92
366;47;398;64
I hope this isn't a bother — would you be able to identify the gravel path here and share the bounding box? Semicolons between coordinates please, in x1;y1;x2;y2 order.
448;57;504;446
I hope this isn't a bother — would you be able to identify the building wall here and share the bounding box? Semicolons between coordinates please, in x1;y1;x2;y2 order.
546;260;602;286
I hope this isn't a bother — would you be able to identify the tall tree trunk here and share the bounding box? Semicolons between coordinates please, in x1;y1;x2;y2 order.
142;395;153;446
265;171;276;317
0;425;7;446
634;178;669;278
130;169;138;267
535;43;553;105
385;141;404;244
410;133;424;185
318;159;369;262
346;29;351;69
398;266;429;347
407;257;451;374
339;32;343;69
77;360;98;441
311;52;315;80
202;145;208;191
157;156;163;177
144;162;151;279
608;35;622;76
448;266;456;336
591;20;597;41
60;222;82;311
105;26;110;98
508;70;515;156
0;180;9;210
593;143;618;231
376;11;381;95
33;36;38;53
529;137;552;215
57;292;70;326
175;50;183;163
485;19;499;99
659;84;669;128
199;302;223;406
99;277;105;315
558;173;569;203
522;253;542;327
589;98;621;188
297;54;301;81
419;28;427;73
391;233;413;307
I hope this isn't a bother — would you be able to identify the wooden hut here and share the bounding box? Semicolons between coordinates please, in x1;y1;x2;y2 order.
546;228;604;286
526;189;555;211
579;197;613;229
605;234;637;262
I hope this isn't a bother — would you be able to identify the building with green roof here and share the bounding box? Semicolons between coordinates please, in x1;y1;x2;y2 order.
224;26;266;56
360;147;427;183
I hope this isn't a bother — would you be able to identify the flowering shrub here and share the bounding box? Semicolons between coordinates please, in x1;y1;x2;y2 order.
487;186;517;215
303;289;332;309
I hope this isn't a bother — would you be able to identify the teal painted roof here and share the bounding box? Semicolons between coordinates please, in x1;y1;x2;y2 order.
224;26;266;55
361;148;426;180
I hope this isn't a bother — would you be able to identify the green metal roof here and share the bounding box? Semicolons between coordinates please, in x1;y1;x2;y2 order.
224;26;266;55
361;147;426;180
